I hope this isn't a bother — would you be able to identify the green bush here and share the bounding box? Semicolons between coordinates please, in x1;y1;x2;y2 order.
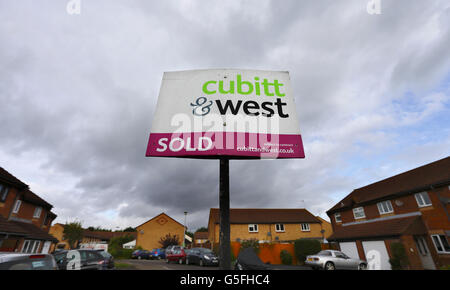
280;250;293;265
440;265;450;270
108;234;135;260
109;248;134;260
389;242;409;270
241;239;260;254
294;239;321;264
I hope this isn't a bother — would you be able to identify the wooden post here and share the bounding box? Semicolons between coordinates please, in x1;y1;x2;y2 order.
219;157;231;270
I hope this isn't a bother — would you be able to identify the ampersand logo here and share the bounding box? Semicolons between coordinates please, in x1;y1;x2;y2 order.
190;97;213;116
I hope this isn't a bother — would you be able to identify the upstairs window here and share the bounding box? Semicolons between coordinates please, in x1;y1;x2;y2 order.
12;200;22;214
248;224;258;233
0;184;10;202
335;213;342;223
275;224;285;232
301;223;310;232
415;192;432;208
377;200;394;214
353;207;365;219
33;207;42;218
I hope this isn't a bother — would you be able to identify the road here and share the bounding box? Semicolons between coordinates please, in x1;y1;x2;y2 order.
116;259;311;270
117;259;220;270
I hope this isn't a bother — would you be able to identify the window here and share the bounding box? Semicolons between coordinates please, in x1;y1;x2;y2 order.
0;184;10;202
275;224;285;232
248;224;258;233
335;213;342;223
431;235;450;253
301;223;310;232
12;200;21;214
353;207;365;219
22;240;41;253
33;207;42;218
377;200;394;214
415;192;432;208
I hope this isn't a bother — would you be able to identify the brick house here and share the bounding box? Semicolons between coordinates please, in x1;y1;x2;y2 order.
207;208;333;246
193;231;210;248
327;156;450;270
0;167;58;253
49;223;137;250
136;213;185;250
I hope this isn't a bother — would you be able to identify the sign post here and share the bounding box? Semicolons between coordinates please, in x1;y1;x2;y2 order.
145;69;305;270
219;157;231;269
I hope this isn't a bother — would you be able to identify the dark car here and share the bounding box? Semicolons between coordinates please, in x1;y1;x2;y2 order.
131;250;151;260
96;250;115;269
234;248;272;270
0;252;58;270
151;248;165;260
186;248;219;267
53;249;108;270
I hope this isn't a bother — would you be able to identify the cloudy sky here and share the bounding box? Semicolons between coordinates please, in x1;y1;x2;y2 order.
0;0;449;232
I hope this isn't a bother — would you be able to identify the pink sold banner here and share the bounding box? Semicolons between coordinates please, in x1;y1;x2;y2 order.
146;69;305;159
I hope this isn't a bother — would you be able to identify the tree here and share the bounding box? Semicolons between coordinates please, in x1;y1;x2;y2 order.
294;239;321;264
159;234;180;248
186;231;194;238
122;227;136;232
195;227;208;232
389;242;409;270
63;221;83;249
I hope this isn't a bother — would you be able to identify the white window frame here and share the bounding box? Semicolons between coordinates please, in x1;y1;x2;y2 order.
431;234;450;254
275;224;285;232
335;213;342;223
301;223;310;232
12;200;22;214
415;192;432;208
248;224;258;233
33;207;42;218
353;207;366;219
22;240;40;253
377;200;394;215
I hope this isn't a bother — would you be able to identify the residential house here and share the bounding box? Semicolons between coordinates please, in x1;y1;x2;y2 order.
327;156;450;270
136;213;185;250
0;167;58;253
207;208;333;245
193;231;210;248
49;223;137;250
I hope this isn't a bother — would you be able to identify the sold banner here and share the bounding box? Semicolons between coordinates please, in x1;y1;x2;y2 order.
146;69;305;159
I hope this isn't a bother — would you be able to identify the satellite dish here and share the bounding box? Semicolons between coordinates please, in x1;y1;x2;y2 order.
395;200;404;206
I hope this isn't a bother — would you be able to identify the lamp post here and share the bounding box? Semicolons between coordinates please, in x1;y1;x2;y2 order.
183;211;187;247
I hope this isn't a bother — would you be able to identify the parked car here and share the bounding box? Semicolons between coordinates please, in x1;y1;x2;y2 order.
151;248;166;260
234;248;272;270
52;249;109;270
166;247;187;264
96;250;115;269
0;252;58;270
186;247;219;267
131;249;151;260
305;250;367;270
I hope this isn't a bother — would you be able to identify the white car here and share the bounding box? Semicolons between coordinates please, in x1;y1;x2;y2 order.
305;250;367;270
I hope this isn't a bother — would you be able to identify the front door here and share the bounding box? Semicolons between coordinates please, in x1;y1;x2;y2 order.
41;241;51;254
414;236;436;270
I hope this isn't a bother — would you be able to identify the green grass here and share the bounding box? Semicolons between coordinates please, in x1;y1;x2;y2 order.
114;262;135;269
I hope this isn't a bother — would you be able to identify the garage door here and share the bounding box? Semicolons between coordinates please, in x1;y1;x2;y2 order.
339;242;359;259
362;241;391;270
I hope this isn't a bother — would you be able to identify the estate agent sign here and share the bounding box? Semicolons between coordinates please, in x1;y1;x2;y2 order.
146;69;305;159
